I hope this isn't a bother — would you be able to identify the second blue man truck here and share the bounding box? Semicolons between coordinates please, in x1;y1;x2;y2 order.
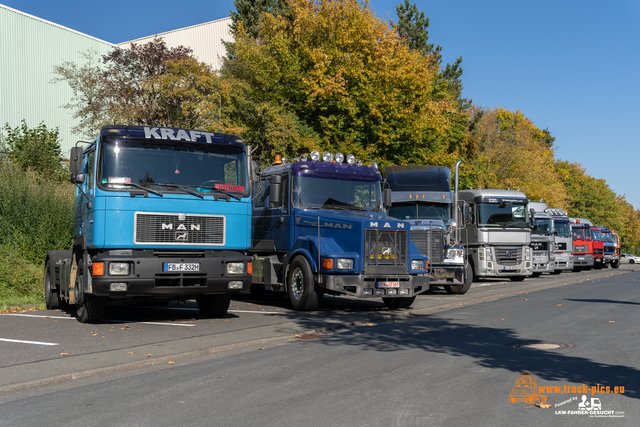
250;151;429;310
383;163;471;294
44;125;253;323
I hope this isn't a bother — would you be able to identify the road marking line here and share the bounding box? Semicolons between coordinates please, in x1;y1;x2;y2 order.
0;338;59;346
0;314;74;319
228;310;283;314
103;319;195;327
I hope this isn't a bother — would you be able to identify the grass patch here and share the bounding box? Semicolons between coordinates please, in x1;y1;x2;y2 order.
0;245;45;311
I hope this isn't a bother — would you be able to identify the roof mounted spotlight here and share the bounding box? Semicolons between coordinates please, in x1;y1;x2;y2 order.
310;150;320;161
356;159;362;166
335;153;344;163
346;154;356;164
322;151;333;162
300;153;308;161
371;160;378;170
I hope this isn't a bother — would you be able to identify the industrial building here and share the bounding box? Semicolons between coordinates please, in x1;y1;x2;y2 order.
0;3;231;154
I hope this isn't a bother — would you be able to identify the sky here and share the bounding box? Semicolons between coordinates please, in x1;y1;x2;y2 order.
4;0;640;208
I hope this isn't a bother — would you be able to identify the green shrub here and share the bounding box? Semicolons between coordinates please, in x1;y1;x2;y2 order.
0;161;74;264
0;245;43;300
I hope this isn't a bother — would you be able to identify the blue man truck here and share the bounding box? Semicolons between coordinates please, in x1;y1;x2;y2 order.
250;151;429;310
44;125;253;323
383;163;471;294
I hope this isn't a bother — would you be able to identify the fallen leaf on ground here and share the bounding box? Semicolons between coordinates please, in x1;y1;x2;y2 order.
522;298;528;301
498;318;505;321
536;403;552;409
138;329;144;332
608;321;615;323
168;361;175;365
60;353;68;356
146;354;152;357
128;352;135;354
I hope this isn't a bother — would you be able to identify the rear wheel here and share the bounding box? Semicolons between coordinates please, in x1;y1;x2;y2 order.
630;259;635;264
44;261;61;310
75;261;106;324
383;296;415;309
196;294;231;317
287;256;323;311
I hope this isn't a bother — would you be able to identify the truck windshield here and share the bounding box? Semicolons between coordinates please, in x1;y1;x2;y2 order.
292;175;382;212
388;202;451;221
572;227;591;241
97;139;249;198
532;218;553;234
591;229;602;241
477;203;529;228
602;232;613;243
553;219;571;237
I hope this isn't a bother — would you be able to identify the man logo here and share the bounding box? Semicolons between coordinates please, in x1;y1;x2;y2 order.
382;247;392;255
176;233;188;241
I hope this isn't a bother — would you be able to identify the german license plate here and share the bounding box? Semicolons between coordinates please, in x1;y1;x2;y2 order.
376;281;400;288
577;257;585;261
164;263;199;272
502;266;516;271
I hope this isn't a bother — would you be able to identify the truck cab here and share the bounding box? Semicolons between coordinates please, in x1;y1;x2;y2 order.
458;189;532;281
590;225;605;269
598;225;620;268
528;201;556;277
250;151;429;310
547;208;574;273
44;125;253;322
384;164;471;294
569;219;594;271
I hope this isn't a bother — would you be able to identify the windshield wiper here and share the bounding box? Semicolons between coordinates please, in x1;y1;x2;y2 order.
195;186;241;201
154;183;203;199
322;204;368;211
121;182;163;197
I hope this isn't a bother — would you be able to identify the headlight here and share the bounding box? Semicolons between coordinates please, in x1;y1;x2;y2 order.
485;248;492;260
109;262;130;276
525;248;531;261
411;260;424;270
226;262;245;275
446;248;464;262
337;258;353;270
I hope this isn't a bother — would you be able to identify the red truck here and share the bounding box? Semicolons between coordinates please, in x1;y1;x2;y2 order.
570;219;594;271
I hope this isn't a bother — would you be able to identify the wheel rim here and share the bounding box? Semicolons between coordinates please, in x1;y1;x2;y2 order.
291;267;305;300
74;274;83;306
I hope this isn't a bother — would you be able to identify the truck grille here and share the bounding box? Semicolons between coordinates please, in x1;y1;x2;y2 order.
593;248;604;255
495;247;522;265
556;242;567;251
410;229;444;263
134;212;225;246
365;229;408;267
604;245;614;254
530;241;548;251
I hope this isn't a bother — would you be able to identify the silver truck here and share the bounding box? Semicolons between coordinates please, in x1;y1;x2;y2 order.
547;208;574;273
458;189;532;281
528;201;556;277
384;162;472;294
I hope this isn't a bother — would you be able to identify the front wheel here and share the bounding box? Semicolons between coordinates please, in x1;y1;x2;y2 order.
551;270;562;275
196;294;231;317
510;276;526;282
383;296;416;309
287;256;323;311
611;260;620;269
444;264;473;294
75;261;106;324
531;272;542;278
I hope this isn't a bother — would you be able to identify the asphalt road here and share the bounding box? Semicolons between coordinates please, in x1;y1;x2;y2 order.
0;265;638;426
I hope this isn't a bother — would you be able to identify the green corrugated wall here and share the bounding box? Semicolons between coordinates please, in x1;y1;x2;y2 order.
0;4;115;154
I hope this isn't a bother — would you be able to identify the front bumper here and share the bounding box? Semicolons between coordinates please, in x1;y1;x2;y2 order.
89;253;252;297
532;252;555;273
427;264;465;286
572;253;594;267
321;274;429;298
553;252;574;270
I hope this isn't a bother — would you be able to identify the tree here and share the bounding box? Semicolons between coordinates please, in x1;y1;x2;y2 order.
465;106;567;208
52;38;196;136
227;0;461;165
0;120;67;181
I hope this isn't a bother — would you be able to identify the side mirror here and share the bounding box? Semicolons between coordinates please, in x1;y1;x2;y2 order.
383;188;392;209
72;173;86;184
69;146;84;174
269;175;282;207
462;203;471;224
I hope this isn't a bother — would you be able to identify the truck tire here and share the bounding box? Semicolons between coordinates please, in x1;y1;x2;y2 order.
196;294;231;317
287;256;323;311
510;276;526;282
444;264;473;294
611;260;620;269
531;272;542;278
383;296;415;309
44;260;62;310
551;270;562;275
75;261;106;323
